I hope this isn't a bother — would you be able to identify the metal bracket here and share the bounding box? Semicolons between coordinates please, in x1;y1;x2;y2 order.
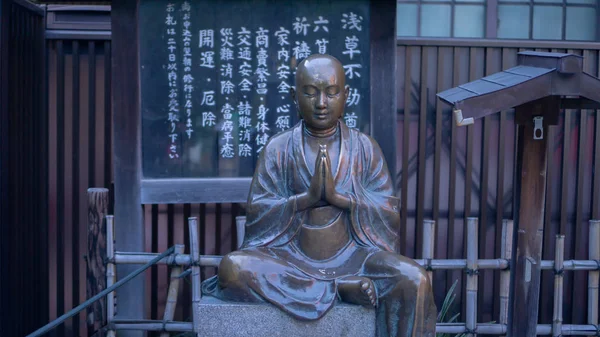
533;116;544;140
453;109;474;127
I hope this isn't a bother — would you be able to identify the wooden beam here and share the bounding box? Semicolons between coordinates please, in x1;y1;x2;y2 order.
111;1;144;336
509;97;554;337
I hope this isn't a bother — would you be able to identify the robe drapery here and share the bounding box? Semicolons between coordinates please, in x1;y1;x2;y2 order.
202;121;437;337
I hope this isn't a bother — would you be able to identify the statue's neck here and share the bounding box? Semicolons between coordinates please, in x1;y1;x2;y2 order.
303;123;338;138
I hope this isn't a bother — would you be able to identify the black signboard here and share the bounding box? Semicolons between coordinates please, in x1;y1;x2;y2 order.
139;0;371;179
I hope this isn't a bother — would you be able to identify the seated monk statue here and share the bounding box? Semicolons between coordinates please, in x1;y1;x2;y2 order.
202;54;437;337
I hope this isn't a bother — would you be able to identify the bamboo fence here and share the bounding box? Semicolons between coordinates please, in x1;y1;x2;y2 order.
101;214;600;336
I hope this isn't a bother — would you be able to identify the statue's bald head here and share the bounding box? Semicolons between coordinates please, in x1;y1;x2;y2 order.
290;54;350;131
295;54;346;89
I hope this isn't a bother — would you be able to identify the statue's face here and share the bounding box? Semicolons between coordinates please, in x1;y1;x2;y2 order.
292;56;350;130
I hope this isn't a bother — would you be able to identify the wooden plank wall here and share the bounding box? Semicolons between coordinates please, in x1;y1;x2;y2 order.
396;39;600;329
45;37;600;336
1;1;47;336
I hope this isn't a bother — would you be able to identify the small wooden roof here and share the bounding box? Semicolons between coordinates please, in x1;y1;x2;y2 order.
437;51;600;126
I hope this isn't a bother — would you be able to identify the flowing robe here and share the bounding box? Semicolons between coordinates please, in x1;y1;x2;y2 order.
202;121;437;337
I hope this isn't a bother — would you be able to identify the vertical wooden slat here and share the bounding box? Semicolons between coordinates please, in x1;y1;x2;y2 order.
446;46;461;306
560;84;573;323
480;47;500;324
88;41;96;188
493;47;512;322
416;47;428;254
71;39;81;334
216;203;223;255
595;52;600;221
433;46;448;300
55;39;65;337
571;49;589;325
103;41;111;189
401;46;411;257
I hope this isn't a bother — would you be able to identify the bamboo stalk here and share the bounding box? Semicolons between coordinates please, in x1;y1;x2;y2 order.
114;252;222;267
106;215;116;337
466;217;479;337
422;220;435;284
588;220;600;326
236;215;246;249
188;217;202;334
412;259;509;270
109;319;193;332
499;219;513;337
553;235;565;337
159;244;185;337
436;323;600;335
541;260;600;270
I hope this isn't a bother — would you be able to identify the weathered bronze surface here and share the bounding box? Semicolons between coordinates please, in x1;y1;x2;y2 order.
202;54;437;337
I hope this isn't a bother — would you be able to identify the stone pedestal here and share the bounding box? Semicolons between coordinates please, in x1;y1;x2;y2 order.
196;297;376;337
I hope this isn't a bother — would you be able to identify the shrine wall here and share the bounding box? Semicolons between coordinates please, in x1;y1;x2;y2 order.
42;5;600;337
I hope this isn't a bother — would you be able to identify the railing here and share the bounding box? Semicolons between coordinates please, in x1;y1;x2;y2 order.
26;245;177;337
30;209;600;336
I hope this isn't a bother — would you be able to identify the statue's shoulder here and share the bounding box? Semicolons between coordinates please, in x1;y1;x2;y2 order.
262;125;297;154
347;126;384;155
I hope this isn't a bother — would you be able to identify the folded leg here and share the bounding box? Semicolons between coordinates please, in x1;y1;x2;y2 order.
203;248;338;321
362;251;437;337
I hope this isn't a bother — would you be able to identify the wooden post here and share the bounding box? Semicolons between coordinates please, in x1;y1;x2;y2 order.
588;220;600;326
466;217;479;337
86;188;109;337
499;219;513;337
552;235;565;337
159;244;185;337
509;97;553;337
422;220;435;284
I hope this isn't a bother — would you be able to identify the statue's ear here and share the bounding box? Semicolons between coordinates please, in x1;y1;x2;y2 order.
289;86;297;104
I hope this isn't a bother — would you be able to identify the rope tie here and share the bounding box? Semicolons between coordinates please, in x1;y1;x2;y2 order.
465;268;479;276
424;258;433;271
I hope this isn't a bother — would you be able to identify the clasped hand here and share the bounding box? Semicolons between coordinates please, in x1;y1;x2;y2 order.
297;145;350;211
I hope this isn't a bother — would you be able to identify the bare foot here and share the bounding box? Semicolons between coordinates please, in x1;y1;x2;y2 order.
337;276;377;308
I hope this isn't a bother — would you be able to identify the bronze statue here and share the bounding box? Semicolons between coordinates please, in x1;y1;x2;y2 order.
202;54;437;337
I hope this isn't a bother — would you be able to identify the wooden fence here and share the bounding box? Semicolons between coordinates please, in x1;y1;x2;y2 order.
0;1;47;336
43;13;600;337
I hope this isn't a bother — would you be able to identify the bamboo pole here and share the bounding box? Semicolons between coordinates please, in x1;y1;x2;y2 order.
436;323;600;335
588;220;600;326
553;235;565;337
466;217;479;337
114;252;222;267
422;220;435;284
499;219;513;337
106;215;116;337
189;217;202;334
412;259;509;270
236;215;246;249
159;244;185;337
110;320;193;332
